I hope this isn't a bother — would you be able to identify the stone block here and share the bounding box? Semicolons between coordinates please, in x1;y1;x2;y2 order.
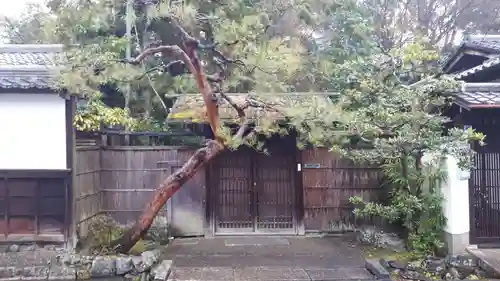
116;256;134;275
365;258;390;279
140;250;161;271
90;256;116;277
7;245;19;253
0;267;17;278
151;260;172;281
47;266;77;280
20;266;49;279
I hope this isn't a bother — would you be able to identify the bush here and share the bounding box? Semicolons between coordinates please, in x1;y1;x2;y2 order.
350;157;446;256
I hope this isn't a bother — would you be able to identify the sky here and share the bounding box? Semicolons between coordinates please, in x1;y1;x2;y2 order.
1;0;45;19
0;0;46;42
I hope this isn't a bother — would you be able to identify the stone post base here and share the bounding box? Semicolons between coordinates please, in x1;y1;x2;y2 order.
445;231;470;255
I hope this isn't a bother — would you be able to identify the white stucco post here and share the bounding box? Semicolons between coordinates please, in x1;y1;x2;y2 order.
441;156;470;254
440;156;471;254
422;154;471;254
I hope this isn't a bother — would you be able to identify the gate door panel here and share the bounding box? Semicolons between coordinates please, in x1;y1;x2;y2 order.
470;146;500;245
254;152;295;233
214;150;253;233
212;144;298;235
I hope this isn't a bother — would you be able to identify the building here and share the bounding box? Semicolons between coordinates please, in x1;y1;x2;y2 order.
0;44;75;245
0;44;385;244
441;35;500;250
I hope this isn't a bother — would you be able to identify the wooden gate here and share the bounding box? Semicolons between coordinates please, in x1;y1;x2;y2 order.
470;145;500;245
210;145;297;235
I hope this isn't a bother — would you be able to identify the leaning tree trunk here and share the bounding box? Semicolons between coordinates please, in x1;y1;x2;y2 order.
111;140;224;253
111;39;230;253
107;15;254;252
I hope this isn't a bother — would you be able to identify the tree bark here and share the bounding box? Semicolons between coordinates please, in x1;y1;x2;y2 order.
110;17;250;252
112;140;224;253
111;37;239;252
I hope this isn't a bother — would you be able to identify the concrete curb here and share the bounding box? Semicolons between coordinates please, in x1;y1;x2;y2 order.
466;247;500;278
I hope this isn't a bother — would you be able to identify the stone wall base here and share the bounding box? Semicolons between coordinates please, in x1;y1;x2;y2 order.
445;231;470;255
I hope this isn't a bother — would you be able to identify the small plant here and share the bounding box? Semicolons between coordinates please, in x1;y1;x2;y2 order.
350;157;447;255
78;214;126;254
77;214;153;255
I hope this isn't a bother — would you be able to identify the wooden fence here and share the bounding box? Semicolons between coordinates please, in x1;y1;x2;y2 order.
301;148;385;232
74;145;385;236
75;146;101;238
74;145;204;237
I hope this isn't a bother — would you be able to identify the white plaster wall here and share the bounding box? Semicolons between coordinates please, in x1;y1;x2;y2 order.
440;156;470;235
0;93;67;170
422;154;470;235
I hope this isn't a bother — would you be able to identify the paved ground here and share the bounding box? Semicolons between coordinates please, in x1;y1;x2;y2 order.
162;236;375;281
467;247;500;278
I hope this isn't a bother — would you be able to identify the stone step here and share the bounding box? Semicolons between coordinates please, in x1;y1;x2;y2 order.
167;266;375;281
0;265;76;280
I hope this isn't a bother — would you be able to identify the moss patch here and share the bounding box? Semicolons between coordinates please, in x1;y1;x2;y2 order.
77;214;168;256
128;239;150;255
362;247;420;262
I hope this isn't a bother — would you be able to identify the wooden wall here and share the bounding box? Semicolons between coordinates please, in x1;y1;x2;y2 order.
74;145;384;236
301;148;384;232
74;147;102;238
74;146;206;237
0;170;69;242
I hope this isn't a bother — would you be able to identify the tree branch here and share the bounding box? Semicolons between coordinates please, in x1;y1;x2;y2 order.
109;6;265;254
219;92;245;118
123;43;221;137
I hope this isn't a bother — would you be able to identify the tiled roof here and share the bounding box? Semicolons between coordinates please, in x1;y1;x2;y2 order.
0;73;54;89
452;56;500;79
441;35;500;71
456;91;500;108
0;44;63;90
455;83;500;109
0;51;56;65
465;39;500;53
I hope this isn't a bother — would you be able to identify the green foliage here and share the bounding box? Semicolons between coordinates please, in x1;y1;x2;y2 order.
4;1;486;256
331;43;486;255
78;214;126;254
350;158;448;255
76;214;151;255
74;93;137;131
3;0;378;136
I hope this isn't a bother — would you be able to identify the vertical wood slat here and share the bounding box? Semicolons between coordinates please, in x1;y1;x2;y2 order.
74;145;207;237
74;143;388;236
301;148;384;232
3;176;7;237
0;174;67;240
74;146;102;238
211;141;297;234
213;149;253;233
470;143;500;244
35;181;39;235
100;147;182;225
